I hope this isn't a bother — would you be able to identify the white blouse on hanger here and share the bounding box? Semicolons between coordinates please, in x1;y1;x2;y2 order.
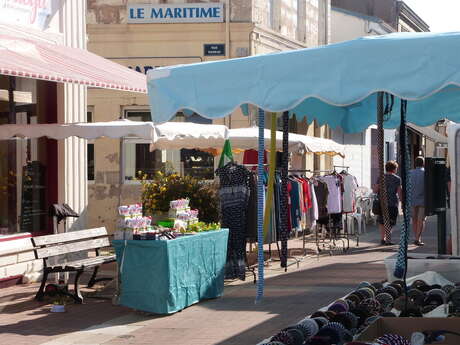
342;174;359;213
319;175;342;214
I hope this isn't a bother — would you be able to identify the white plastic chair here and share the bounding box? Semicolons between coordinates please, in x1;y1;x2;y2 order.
346;205;366;235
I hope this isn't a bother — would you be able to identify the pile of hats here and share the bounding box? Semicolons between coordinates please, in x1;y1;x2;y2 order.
260;279;457;345
259;315;353;345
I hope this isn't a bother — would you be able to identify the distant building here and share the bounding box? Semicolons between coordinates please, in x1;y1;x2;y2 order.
331;0;429;32
330;1;430;187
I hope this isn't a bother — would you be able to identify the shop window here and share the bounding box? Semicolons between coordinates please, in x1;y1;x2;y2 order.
180;149;215;180
0;76;53;235
123;110;214;181
88;143;95;181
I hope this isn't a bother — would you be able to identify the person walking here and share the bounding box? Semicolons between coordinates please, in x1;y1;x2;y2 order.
410;156;426;246
373;161;402;245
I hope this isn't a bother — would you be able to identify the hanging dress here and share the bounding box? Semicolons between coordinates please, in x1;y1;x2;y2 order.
216;163;251;280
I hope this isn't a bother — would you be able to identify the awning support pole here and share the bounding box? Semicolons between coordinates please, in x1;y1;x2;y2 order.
377;92;391;242
255;108;265;303
263;114;277;238
394;100;411;283
280;111;289;269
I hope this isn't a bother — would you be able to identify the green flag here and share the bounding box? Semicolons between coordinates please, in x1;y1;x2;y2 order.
218;139;234;168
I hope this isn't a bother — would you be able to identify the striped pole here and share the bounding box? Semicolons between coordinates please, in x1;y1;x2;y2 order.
255;108;265;303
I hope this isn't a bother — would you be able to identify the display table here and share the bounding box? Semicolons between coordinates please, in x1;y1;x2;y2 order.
113;229;229;314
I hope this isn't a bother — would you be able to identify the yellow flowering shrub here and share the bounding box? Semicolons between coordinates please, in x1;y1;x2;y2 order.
139;169;220;223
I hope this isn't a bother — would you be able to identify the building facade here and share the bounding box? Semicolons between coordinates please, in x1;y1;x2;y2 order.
0;0;88;283
86;0;333;234
330;0;431;188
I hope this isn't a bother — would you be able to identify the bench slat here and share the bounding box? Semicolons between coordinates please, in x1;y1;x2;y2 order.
35;237;110;259
47;255;116;270
65;255;116;269
32;227;108;246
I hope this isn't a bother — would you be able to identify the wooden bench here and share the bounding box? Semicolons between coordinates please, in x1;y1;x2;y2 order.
32;227;116;303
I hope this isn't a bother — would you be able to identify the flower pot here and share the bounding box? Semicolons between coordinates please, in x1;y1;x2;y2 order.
51;304;66;313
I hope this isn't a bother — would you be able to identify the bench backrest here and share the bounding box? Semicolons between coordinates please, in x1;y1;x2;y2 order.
32;227;109;260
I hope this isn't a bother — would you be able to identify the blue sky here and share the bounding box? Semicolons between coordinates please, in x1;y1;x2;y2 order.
404;0;460;32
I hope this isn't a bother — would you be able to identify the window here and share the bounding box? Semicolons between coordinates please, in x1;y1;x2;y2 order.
0;76;52;235
181;149;215;180
87;143;95;181
123;110;214;181
123;111;163;180
87;109;95;181
123;139;164;180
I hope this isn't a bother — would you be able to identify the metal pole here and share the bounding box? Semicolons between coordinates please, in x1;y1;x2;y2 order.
280;111;289;269
377;92;391;242
438;210;447;255
255;108;265;303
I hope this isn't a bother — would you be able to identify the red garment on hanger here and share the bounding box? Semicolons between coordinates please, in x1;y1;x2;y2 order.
243;149;268;171
302;178;312;210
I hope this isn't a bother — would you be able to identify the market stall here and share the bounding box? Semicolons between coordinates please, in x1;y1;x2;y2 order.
147;31;460;297
149;121;348;278
113;229;228;314
112;198;228;314
146;31;460;341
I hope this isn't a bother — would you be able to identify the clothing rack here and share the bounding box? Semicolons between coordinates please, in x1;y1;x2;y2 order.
287;169;332;174
242;163;269;167
243;164;303;268
285;170;328;261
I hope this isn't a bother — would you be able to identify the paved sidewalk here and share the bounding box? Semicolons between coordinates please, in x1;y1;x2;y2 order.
0;218;441;345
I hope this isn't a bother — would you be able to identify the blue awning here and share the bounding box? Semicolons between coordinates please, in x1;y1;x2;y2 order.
147;32;460;132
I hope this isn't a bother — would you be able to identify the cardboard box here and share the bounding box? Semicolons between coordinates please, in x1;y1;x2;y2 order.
384;253;460;283
356;318;460;345
261;317;460;345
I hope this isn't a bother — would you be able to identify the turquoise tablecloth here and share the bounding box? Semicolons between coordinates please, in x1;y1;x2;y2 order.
113;229;229;314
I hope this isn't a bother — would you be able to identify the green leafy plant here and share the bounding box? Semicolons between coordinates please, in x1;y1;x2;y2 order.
187;222;220;233
139;168;220;224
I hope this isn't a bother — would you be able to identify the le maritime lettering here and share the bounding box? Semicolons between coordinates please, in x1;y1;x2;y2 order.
130;6;221;20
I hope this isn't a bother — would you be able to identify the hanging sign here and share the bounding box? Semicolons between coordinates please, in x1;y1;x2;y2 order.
204;44;225;56
127;3;224;24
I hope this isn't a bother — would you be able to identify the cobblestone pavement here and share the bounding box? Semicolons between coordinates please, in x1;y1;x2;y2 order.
0;216;440;345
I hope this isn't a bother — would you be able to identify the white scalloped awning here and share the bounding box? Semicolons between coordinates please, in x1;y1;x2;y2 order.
0;120;155;140
151;122;229;150
150;123;344;156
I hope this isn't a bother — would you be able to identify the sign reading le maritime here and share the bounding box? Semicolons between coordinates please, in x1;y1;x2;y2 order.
128;3;224;24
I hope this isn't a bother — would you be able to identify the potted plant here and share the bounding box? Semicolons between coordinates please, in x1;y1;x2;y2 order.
50;295;67;313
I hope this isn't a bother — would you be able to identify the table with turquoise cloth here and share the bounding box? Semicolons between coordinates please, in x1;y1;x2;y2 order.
113;229;229;314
